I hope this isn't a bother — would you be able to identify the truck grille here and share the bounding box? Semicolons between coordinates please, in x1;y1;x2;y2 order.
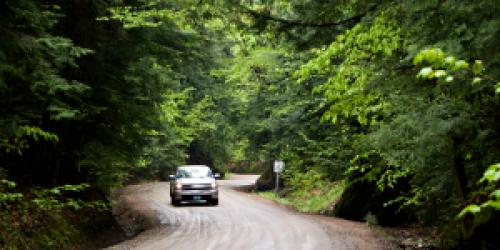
182;184;212;190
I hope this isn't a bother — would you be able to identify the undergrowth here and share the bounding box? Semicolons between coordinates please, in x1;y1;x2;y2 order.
258;170;346;213
0;180;111;249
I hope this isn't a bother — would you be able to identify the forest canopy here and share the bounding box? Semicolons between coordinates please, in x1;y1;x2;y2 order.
1;0;499;248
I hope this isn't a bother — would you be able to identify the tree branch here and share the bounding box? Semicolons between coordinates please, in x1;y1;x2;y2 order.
241;3;380;28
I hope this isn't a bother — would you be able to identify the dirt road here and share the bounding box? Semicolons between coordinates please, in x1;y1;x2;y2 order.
107;175;393;250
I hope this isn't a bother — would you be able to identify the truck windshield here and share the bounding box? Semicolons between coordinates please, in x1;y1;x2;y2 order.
176;167;212;178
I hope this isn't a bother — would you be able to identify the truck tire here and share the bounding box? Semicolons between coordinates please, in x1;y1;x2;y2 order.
211;198;219;206
172;199;180;206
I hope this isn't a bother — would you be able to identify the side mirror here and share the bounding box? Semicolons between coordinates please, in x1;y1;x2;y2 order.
214;173;221;179
169;174;175;180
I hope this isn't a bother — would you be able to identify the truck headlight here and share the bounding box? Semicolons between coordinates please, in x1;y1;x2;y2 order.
175;182;182;190
211;181;217;189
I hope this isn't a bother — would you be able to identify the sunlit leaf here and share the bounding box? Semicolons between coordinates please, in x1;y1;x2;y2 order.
472;60;484;75
417;67;433;78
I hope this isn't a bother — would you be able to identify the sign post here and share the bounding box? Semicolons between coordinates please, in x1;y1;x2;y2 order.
273;160;284;193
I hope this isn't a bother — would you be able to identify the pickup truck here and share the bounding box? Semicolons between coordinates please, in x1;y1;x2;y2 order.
169;165;219;206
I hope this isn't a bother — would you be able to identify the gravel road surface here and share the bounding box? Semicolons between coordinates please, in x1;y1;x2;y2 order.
106;175;392;250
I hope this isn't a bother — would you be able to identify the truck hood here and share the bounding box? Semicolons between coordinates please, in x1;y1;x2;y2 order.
177;177;215;184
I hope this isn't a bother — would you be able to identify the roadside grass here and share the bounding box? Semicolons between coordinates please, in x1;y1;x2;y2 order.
258;179;346;213
223;172;233;180
258;191;292;206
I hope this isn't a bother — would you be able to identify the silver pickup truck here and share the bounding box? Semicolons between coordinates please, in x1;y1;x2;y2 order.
169;165;219;206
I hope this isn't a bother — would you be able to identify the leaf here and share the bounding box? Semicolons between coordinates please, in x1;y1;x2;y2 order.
50;188;61;195
417;67;433;78
480;163;500;183
444;56;456;65
472;77;482;85
48;105;80;120
413;48;445;65
465;152;472;160
434;70;447;78
482;200;500;210
472;60;484;75
453;60;469;70
490;190;500;200
458;204;481;218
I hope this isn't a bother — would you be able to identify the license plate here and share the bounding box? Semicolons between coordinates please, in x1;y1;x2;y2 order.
193;195;201;200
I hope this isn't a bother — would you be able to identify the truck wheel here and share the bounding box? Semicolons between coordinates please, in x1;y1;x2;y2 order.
211;198;219;206
172;199;180;206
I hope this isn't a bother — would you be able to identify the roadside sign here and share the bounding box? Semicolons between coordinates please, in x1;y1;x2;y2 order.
274;160;284;193
273;160;284;173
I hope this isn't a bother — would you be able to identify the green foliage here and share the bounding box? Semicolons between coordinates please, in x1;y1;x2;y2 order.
0;0;236;191
480;163;500;183
0;180;23;204
19;126;59;143
230;0;500;247
0;179;109;249
1;0;238;246
2;0;500;248
295;13;401;125
363;212;379;226
259;174;346;213
457;164;500;238
414;48;496;91
1;180;107;212
1;126;58;155
258;191;292;206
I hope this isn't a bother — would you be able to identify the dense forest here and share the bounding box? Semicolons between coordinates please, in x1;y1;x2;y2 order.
0;0;499;249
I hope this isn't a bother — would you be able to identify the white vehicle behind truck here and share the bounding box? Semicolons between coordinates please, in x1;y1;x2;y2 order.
169;165;219;206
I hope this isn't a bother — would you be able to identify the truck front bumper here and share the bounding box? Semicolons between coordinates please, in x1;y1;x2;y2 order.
173;189;218;201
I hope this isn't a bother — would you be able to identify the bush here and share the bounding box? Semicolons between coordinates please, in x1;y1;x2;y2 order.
259;170;347;213
0;180;110;249
334;179;414;226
